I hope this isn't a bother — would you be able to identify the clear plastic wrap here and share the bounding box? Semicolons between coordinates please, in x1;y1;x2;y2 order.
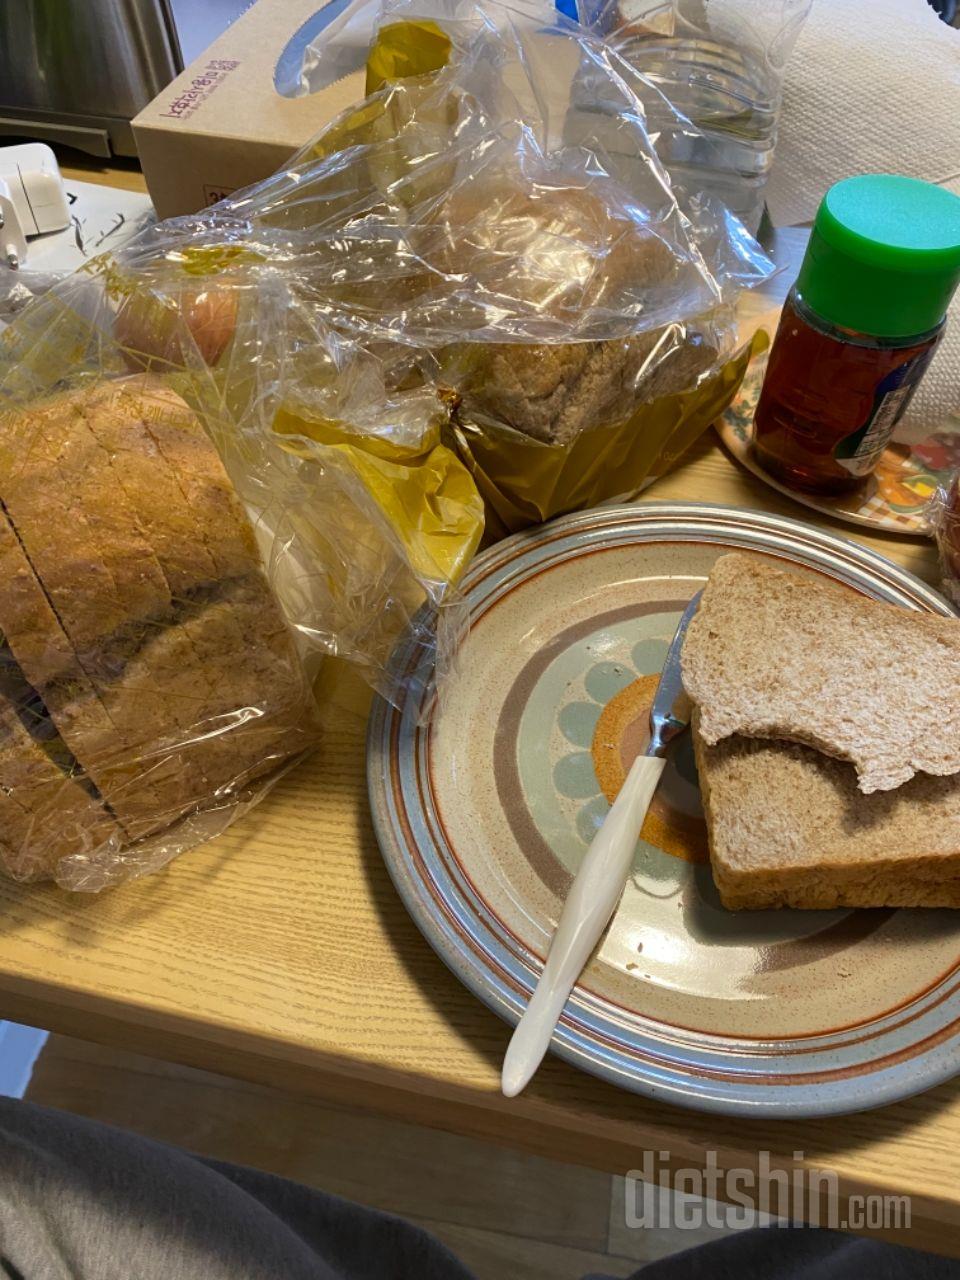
0;0;774;888
931;477;960;609
0;257;482;891
199;0;773;535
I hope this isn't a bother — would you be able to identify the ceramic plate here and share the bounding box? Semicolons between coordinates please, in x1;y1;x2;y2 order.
717;351;960;536
367;502;960;1116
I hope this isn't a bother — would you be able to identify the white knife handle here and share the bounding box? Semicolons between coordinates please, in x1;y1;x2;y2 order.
501;753;666;1098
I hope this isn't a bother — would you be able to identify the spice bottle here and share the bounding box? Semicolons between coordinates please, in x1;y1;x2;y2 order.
753;175;960;497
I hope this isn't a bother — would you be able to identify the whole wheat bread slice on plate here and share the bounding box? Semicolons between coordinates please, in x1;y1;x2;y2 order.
693;713;960;910
682;552;960;793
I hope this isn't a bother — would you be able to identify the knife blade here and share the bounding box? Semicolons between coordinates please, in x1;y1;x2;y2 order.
647;590;700;758
500;591;702;1098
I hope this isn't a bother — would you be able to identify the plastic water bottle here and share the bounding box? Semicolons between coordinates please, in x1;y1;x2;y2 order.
586;0;811;234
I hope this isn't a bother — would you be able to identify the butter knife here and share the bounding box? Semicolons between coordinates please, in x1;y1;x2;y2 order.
500;591;701;1098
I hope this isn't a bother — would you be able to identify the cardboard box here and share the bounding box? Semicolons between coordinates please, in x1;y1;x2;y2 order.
133;0;366;219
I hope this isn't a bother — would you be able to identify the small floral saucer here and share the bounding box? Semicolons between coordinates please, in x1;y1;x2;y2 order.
717;351;960;536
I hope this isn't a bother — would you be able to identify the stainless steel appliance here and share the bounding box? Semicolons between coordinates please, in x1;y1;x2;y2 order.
0;0;249;158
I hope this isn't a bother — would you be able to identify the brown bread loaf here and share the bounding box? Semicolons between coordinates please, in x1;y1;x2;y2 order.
0;506;160;832
0;377;314;876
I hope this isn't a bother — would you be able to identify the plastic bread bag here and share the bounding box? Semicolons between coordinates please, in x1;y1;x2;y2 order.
930;477;960;608
0;0;778;896
202;0;774;537
0;275;320;891
0;250;482;891
0;0;778;893
104;238;485;679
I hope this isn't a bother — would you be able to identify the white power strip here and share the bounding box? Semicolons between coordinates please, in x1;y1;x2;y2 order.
1;176;155;321
22;176;154;274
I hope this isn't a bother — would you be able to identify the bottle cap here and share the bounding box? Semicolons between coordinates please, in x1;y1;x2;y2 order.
796;175;960;339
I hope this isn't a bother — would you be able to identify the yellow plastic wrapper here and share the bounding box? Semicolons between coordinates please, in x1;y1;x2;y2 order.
272;409;481;588
365;18;452;92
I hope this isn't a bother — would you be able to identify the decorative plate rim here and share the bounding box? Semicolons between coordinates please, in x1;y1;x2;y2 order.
367;501;960;1117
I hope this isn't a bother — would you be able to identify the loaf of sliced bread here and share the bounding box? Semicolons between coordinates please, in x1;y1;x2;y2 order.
0;391;218;832
682;553;960;793
0;377;314;876
693;712;960;910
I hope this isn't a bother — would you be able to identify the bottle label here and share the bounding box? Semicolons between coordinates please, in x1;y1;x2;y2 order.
834;348;935;477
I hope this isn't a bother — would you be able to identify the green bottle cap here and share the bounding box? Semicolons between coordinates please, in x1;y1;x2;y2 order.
795;175;960;339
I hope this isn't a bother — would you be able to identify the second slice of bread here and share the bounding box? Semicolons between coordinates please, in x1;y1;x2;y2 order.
693;712;960;910
682;553;960;793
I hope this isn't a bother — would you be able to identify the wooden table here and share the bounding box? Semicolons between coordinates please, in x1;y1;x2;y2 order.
3;159;953;1256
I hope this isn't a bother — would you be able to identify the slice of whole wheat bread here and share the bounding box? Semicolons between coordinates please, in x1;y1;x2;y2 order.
26;391;220;780
129;378;309;713
0;507;164;833
79;379;237;699
693;712;960;910
0;646;121;880
681;553;960;794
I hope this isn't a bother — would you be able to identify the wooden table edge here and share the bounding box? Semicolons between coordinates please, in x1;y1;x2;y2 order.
4;966;957;1234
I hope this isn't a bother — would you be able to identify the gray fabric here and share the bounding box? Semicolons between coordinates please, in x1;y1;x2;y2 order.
0;1098;954;1279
